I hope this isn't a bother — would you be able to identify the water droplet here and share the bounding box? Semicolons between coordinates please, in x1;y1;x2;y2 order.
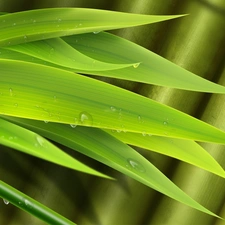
9;88;13;96
14;103;18;107
127;159;145;172
33;19;36;23
110;106;116;112
13;22;16;26
24;199;32;209
142;132;146;136
163;121;168;125
53;96;57;102
79;112;93;126
58;18;62;22
50;48;54;54
44;120;49;123
24;35;27;41
78;23;82;26
35;135;48;148
3;199;9;205
133;63;140;68
93;31;100;34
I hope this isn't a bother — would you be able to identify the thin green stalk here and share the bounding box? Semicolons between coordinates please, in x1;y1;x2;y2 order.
0;180;76;225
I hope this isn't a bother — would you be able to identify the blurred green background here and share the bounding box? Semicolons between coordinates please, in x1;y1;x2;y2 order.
0;0;225;224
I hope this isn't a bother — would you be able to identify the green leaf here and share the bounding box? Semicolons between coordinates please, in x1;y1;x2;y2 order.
2;116;221;218
0;8;185;47
107;130;225;178
63;32;225;93
0;118;109;178
0;180;76;225
1;59;225;144
4;38;137;71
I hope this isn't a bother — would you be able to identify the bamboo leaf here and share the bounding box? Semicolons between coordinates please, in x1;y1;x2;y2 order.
1;59;225;144
0;180;76;225
0;118;108;178
63;32;225;93
0;8;185;47
106;131;225;178
1;116;221;218
4;38;137;71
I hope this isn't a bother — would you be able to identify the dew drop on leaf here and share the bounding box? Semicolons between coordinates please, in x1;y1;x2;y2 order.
24;199;32;209
163;121;168;125
3;199;9;205
79;112;93;126
110;106;116;112
133;63;140;68
127;159;145;173
70;124;77;128
9;88;13;96
93;31;101;34
35;135;48;148
50;48;55;55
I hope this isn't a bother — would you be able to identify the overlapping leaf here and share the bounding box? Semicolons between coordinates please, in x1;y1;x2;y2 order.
1;59;225;144
107;130;225;178
0;118;108;178
4;38;137;71
0;8;184;47
64;32;225;93
1;116;221;218
1;7;225;222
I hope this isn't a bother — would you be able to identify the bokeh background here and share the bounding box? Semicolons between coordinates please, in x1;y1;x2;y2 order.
0;1;225;224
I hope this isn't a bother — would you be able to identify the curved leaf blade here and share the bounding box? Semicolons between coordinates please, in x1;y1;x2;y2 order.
0;8;185;47
4;38;137;71
3;116;221;219
107;131;225;178
63;32;225;93
1;59;225;144
0;118;109;178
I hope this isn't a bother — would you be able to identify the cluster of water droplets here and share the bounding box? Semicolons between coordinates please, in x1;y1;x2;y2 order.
18;197;33;209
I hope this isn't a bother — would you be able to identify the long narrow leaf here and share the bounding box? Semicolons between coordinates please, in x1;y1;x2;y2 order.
4;38;137;71
0;8;185;47
0;180;76;225
0;118;108;178
64;32;225;93
106;130;225;178
1;59;225;144
2;116;221;218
